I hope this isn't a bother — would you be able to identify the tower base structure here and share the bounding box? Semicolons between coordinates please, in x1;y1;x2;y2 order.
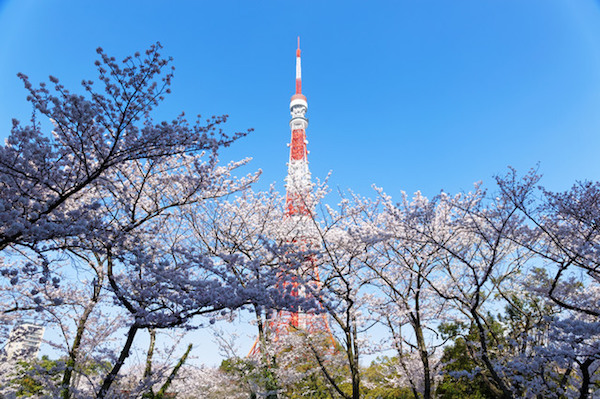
248;308;335;358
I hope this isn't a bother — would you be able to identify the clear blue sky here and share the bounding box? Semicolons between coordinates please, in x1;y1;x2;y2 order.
2;0;600;365
2;1;600;199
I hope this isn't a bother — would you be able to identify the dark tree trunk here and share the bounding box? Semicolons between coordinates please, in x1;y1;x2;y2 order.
578;358;593;399
61;262;103;399
97;324;139;399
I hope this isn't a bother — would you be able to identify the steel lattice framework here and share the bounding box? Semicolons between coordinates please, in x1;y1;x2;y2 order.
249;39;334;357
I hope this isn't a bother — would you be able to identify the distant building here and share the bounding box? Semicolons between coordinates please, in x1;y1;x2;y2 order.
3;323;44;362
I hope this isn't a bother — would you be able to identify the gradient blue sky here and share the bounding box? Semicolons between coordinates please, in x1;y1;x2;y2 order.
2;1;600;199
2;0;600;365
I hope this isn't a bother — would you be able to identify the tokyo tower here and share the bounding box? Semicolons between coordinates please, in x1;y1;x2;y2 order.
249;38;333;356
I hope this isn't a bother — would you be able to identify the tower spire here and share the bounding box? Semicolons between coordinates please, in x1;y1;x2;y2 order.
296;36;302;95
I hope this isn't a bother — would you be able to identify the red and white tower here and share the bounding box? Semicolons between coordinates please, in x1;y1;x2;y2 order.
284;37;311;218
249;38;332;356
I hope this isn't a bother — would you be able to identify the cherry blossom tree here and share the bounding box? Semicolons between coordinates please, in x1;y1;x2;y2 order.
290;192;381;399
363;190;450;399
426;185;530;398
185;187;329;398
0;42;246;255
369;181;532;398
496;169;600;398
0;43;315;399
